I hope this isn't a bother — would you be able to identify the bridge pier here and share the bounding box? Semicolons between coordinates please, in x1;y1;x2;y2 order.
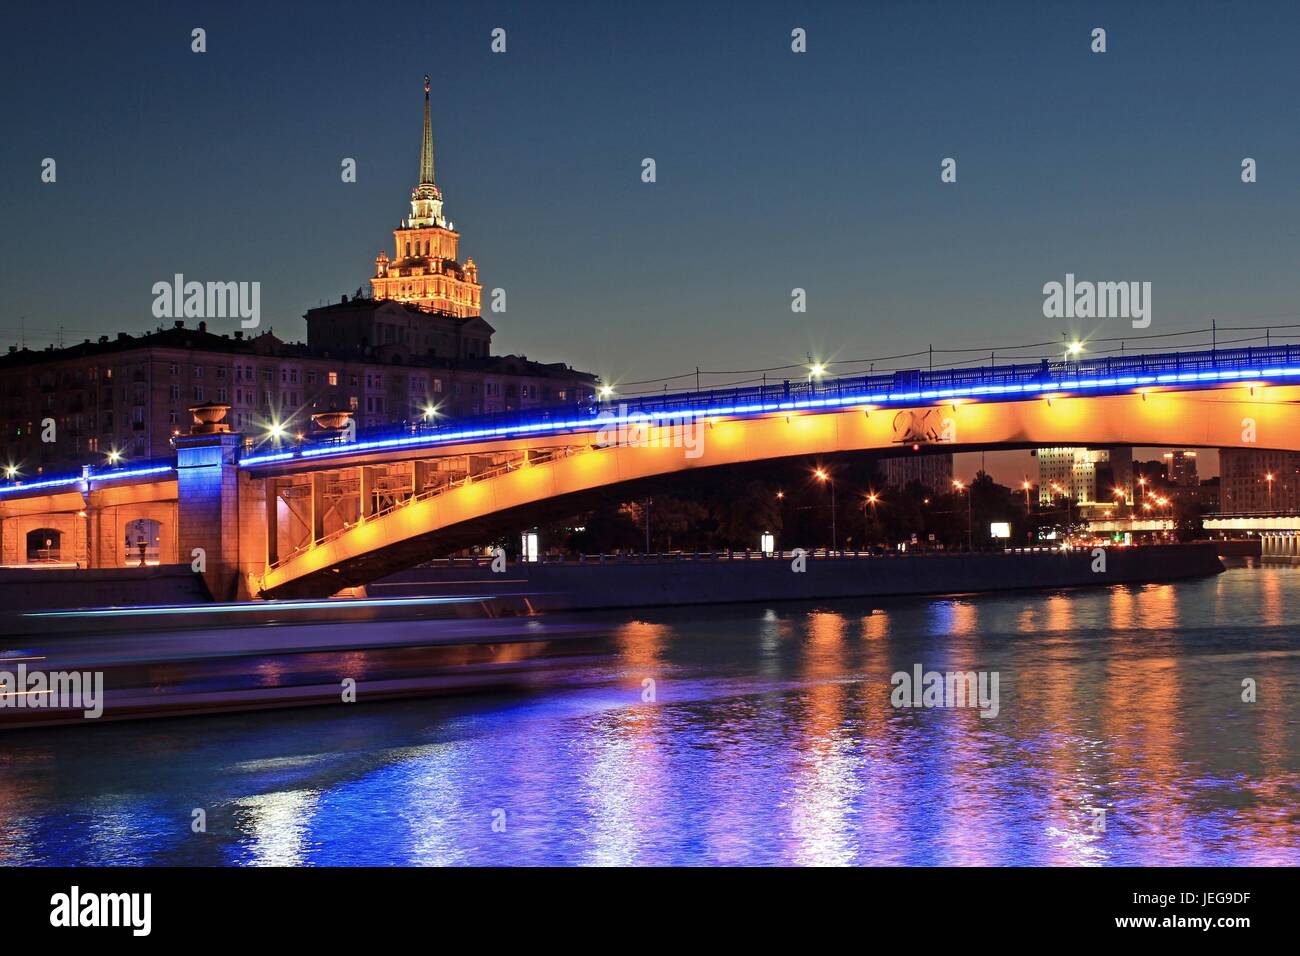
175;432;243;600
1259;531;1300;565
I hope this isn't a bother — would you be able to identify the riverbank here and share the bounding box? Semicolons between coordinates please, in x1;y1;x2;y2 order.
0;565;209;611
370;543;1226;613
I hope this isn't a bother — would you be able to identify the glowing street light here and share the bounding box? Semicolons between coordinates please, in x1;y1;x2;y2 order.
862;491;881;548
1065;340;1085;358
814;467;837;551
953;479;972;550
266;420;288;442
1265;472;1275;508
106;449;123;465
3;464;17;480
808;362;827;383
598;384;615;401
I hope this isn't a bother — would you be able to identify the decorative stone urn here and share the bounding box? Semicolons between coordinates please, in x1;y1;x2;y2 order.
311;409;354;434
188;402;232;435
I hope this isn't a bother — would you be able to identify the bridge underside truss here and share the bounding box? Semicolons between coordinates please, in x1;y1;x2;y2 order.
264;444;592;581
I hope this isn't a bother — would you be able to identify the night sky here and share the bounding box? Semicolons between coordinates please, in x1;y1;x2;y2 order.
5;1;1300;478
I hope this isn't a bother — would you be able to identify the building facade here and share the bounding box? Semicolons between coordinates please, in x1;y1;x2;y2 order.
880;453;953;492
1164;449;1199;487
0;322;596;476
1220;449;1300;512
1036;446;1133;506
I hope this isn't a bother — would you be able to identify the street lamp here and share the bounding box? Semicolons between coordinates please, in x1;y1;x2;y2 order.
814;467;836;552
1265;472;1274;509
863;491;880;548
1021;479;1032;511
808;362;827;383
953;479;972;549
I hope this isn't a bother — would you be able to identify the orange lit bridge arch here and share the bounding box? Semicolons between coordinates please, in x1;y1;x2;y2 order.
252;345;1300;598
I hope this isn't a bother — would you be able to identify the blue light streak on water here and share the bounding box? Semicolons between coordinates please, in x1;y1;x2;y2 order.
25;595;493;619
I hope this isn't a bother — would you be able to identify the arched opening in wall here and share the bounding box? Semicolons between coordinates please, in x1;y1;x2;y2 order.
124;518;162;567
26;528;62;564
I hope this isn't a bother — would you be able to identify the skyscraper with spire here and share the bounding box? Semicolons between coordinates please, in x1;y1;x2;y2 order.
371;76;481;317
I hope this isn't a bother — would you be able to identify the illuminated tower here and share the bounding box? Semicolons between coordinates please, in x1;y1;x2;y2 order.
371;76;482;316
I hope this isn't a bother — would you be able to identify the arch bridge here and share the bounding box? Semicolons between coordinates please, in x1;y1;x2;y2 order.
5;344;1300;599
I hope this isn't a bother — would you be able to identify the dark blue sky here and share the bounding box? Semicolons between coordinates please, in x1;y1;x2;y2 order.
3;0;1299;400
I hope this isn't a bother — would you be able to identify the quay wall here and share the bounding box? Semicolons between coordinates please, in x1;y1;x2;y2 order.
0;564;210;612
369;544;1226;613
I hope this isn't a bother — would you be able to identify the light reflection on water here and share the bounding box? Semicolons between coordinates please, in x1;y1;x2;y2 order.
2;564;1299;866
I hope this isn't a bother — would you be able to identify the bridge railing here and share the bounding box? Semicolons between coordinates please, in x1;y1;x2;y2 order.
403;541;1184;567
261;342;1300;462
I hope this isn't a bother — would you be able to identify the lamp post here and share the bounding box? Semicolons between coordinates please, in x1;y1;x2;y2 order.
953;479;972;550
815;468;836;552
864;491;880;548
1265;472;1274;510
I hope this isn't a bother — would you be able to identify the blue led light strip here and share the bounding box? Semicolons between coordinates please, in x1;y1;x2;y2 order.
7;345;1299;481
0;464;175;498
239;345;1300;467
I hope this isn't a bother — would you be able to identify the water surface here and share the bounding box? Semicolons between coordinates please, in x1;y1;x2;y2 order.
2;563;1298;865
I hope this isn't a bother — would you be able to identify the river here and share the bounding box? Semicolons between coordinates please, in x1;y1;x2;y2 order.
2;561;1297;865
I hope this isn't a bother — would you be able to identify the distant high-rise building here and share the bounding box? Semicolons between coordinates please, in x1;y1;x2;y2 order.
370;76;482;317
1220;449;1300;512
880;453;953;493
1036;447;1133;505
1163;449;1199;487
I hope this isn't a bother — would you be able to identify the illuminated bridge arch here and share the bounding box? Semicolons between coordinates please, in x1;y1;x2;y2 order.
257;380;1300;598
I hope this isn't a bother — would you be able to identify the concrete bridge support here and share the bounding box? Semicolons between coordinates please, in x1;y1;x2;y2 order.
1259;531;1300;565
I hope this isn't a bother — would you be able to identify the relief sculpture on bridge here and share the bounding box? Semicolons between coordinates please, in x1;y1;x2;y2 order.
892;408;954;445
